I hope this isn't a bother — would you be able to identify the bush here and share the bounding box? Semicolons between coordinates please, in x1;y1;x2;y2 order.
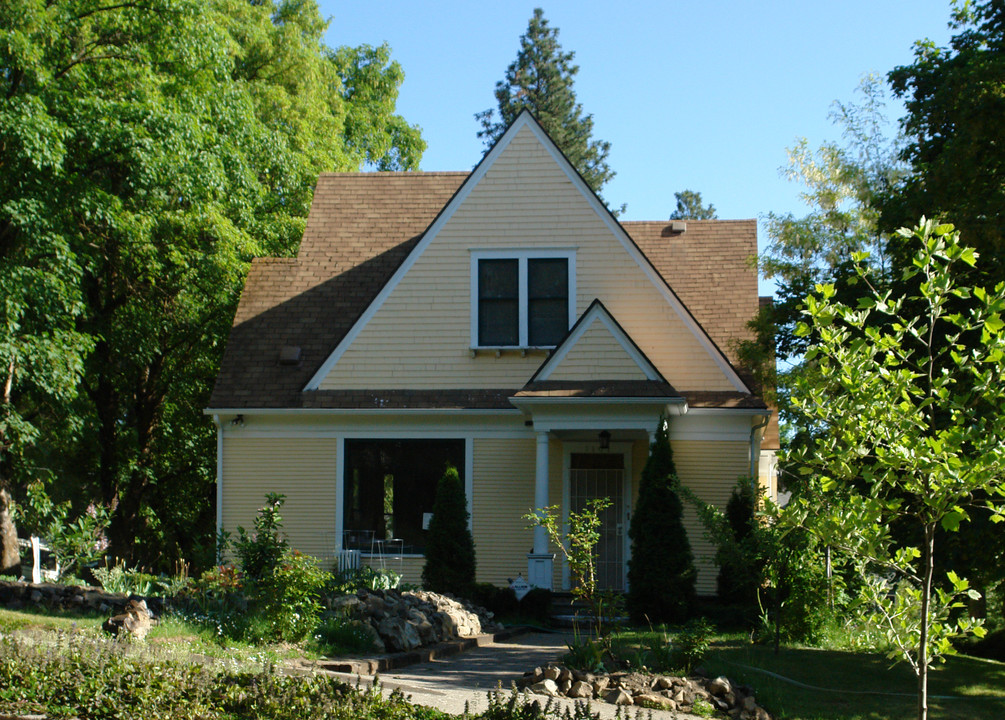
255;550;330;643
233;493;288;582
310;612;379;656
328;566;402;596
627;419;696;624
467;583;519;618
422;465;476;596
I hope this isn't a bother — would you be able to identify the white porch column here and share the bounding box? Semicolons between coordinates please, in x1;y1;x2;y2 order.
527;430;554;589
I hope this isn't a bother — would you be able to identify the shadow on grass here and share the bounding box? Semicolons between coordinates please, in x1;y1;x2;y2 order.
705;642;1005;720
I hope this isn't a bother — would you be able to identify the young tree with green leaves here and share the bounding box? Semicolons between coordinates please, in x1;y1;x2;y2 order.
669;190;717;220
783;219;1005;720
627;418;695;624
475;8;614;197
422;465;476;596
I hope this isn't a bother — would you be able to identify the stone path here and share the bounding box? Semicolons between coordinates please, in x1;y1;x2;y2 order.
322;631;707;719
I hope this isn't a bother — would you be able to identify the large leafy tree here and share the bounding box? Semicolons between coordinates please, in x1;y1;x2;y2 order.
784;220;1005;720
0;0;423;570
476;8;614;196
883;0;1005;283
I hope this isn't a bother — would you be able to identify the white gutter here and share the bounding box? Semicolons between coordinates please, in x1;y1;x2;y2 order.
213;414;223;560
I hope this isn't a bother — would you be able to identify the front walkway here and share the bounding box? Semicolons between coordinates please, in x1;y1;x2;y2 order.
322;631;706;719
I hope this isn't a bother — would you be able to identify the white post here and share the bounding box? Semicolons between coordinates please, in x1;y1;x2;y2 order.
31;536;40;584
528;431;554;589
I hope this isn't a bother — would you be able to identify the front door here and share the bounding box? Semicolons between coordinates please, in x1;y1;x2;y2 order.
569;452;625;591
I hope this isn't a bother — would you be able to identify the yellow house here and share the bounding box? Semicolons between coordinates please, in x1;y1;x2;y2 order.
208;112;778;595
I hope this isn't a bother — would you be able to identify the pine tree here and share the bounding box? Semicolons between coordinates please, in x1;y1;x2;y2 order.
670;190;717;220
475;8;614;195
422;465;476;596
627;419;696;623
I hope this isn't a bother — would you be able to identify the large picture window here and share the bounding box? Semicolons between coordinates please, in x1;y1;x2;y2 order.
343;439;465;554
473;251;574;348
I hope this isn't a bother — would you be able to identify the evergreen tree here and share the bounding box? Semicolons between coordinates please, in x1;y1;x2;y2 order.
475;8;615;195
670;190;717;220
627;419;696;623
422;465;476;596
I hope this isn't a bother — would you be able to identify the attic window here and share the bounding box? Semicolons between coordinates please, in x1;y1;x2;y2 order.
471;249;576;349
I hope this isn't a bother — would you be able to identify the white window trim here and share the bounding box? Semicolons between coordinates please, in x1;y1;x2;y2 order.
469;249;576;349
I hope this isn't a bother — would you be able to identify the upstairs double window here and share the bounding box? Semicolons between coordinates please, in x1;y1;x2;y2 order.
472;250;575;348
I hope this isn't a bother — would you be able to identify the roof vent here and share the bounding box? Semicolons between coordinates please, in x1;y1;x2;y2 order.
279;345;302;366
669;220;687;234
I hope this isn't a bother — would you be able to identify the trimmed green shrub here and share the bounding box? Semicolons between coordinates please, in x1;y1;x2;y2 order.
467;582;519;617
422;465;476;596
233;492;288;581
716;480;763;609
627;418;696;623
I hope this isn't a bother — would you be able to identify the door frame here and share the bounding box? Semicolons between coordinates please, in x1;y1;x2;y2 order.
560;440;634;591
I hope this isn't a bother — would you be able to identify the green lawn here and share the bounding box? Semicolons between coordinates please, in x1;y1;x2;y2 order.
603;628;1005;720
704;641;1005;720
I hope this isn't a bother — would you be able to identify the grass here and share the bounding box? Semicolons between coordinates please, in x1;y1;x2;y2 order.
609;628;1005;720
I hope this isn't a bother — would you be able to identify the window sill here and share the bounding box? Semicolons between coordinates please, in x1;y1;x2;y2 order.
359;552;425;559
469;346;553;358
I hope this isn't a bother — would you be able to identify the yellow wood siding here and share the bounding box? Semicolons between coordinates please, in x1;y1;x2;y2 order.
547;321;649;381
221;438;337;560
471;438;537;585
673;440;750;595
319;125;735;392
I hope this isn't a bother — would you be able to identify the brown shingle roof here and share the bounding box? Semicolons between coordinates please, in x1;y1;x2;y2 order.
623;220;758;369
209;177;771;415
209;172;466;409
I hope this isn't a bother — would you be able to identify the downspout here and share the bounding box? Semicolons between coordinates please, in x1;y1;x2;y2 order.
749;412;771;490
213;414;223;560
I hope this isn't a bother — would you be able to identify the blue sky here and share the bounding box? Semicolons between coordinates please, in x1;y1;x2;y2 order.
320;1;954;288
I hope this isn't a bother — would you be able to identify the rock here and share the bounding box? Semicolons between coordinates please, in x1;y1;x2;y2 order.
530;679;559;697
543;666;561;681
604;688;634;705
754;707;772;720
634;693;675;709
103;598;154;640
592;676;610;695
708;675;732;697
30;590;42;604
654;675;672;691
744;695;757;712
377;615;422;652
568;681;593;699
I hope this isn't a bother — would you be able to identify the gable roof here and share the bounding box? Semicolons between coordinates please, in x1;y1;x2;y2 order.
529;299;667;384
209;115;765;412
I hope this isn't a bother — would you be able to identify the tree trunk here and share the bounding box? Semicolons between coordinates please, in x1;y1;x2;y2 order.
0;488;20;576
918;523;936;720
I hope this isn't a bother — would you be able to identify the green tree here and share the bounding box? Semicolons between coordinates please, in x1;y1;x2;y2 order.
0;0;423;570
783;219;1004;720
670;190;717;220
422;465;476;596
884;0;1005;282
476;8;615;196
627;418;695;624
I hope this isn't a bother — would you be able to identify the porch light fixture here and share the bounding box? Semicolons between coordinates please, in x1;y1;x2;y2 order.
231;414;244;427
598;430;611;450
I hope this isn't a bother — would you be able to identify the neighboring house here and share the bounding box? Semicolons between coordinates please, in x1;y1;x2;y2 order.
208;111;778;595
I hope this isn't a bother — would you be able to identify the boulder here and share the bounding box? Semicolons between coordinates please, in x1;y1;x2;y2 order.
708;675;732;697
103;598;154;640
377;615;422;652
530;679;559;697
604;688;633;705
568;681;593;699
634;693;675;710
